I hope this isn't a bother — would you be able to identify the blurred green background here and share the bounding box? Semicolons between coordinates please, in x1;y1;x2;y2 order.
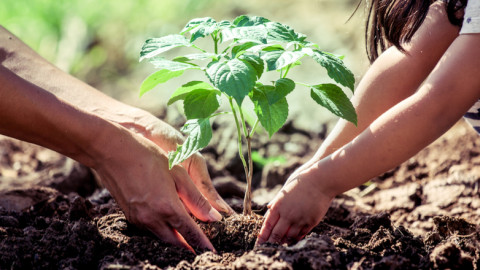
1;0;368;131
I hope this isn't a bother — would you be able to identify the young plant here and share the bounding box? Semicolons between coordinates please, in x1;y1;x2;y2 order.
139;15;357;216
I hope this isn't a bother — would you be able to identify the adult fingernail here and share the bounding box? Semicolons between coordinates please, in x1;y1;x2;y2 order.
209;208;222;222
216;200;234;214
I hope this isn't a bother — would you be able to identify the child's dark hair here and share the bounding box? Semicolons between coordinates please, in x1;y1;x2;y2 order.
365;0;468;63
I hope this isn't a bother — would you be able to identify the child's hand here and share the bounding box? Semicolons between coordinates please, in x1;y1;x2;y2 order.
256;166;335;245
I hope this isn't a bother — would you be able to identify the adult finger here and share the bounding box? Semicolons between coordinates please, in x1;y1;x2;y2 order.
184;154;234;215
147;221;195;253
171;165;222;223
267;218;290;244
256;209;279;245
168;211;216;252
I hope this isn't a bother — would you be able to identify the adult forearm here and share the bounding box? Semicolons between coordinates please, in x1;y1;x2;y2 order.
0;65;112;167
0;26;140;124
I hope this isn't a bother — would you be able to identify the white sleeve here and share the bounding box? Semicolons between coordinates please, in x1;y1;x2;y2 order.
460;0;480;34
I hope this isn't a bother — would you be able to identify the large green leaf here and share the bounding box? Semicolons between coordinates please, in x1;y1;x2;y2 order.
233;15;270;27
172;53;218;63
231;42;262;58
140;35;192;61
206;58;257;105
181;17;218;42
265;22;307;44
238;53;264;79
249;87;289;137
254;78;295;106
310;84;357;125
183;89;221;119
168;118;212;168
168;81;216;105
148;57;199;71
261;49;305;71
139;69;184;97
308;49;355;92
271;78;295;104
221;25;268;43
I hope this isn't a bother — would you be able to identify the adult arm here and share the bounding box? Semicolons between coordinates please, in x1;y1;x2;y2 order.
0;26;232;251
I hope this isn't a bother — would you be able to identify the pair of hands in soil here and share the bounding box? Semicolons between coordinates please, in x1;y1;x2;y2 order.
104;110;327;251
94;111;236;252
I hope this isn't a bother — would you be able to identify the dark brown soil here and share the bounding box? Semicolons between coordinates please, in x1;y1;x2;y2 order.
1;120;480;269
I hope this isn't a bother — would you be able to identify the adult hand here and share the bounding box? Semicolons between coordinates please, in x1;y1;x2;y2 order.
114;109;234;216
92;121;223;252
256;166;334;245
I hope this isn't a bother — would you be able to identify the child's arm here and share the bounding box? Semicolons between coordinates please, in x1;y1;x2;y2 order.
257;4;480;245
294;2;459;177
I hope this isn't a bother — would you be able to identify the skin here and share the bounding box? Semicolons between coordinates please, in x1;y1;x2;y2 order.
0;25;234;252
257;1;480;245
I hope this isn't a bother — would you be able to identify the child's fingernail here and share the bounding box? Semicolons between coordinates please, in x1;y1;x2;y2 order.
209;208;222;221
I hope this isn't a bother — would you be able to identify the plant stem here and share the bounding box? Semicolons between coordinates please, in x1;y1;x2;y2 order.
282;64;292;78
228;98;249;194
237;104;254;216
244;135;253;216
212;34;219;54
248;118;260;138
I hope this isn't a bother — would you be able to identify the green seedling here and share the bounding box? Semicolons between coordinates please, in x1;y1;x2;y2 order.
139;15;357;215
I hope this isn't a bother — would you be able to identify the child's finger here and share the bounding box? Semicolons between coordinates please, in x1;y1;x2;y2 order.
267;218;290;244
283;225;302;245
256;209;279;245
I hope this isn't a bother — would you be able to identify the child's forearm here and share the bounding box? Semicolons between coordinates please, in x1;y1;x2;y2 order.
310;35;480;197
311;1;459;163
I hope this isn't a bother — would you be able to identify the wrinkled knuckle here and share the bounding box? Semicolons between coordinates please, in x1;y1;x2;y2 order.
194;194;210;212
133;208;154;227
157;204;178;220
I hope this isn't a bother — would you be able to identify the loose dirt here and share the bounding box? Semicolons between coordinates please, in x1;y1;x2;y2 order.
0;120;479;269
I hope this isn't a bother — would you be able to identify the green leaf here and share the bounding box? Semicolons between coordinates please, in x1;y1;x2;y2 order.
139;69;184;97
168;81;215;105
308;49;355;92
181;17;218;42
168;118;212;168
261;49;305;71
233;15;270;27
140;35;191;61
238;53;264;79
221;25;268;43
271;78;295;104
206;58;257;105
183;89;221;119
148;57;200;71
173;53;218;63
254;78;295;105
310;84;357;125
249;87;289;137
265;22;307;44
232;42;262;58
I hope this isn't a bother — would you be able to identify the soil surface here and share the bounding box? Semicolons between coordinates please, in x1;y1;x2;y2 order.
1;120;479;269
